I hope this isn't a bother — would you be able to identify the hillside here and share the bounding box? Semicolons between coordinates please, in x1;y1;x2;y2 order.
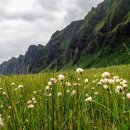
1;0;130;74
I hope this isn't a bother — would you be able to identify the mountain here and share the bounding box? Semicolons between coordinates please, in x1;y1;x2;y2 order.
1;0;130;74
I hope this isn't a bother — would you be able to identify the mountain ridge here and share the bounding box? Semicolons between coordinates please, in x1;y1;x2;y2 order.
1;0;130;74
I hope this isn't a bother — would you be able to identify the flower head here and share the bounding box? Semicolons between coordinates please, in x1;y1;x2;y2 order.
18;85;23;89
85;96;92;102
126;93;130;100
58;74;65;81
102;72;110;78
76;68;84;74
0;116;4;127
84;79;88;84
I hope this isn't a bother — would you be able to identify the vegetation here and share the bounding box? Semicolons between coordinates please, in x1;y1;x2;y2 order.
0;65;130;129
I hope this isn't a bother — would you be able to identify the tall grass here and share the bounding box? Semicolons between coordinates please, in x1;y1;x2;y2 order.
0;65;130;130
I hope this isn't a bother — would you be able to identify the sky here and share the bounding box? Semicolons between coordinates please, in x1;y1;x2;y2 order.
0;0;103;63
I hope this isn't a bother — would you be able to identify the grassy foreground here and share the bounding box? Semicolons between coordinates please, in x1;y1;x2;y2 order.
0;65;130;130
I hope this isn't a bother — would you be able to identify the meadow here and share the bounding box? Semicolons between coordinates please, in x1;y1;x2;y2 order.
0;65;130;130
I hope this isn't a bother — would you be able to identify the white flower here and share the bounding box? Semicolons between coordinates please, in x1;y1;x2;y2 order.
66;82;71;87
2;92;6;95
45;86;50;91
8;116;11;119
27;100;32;105
113;76;119;80
122;84;128;90
94;92;99;95
108;79;115;85
66;90;70;93
28;104;34;109
103;78;109;84
57;92;62;97
48;81;52;86
14;88;18;91
8;106;12;109
126;93;130;100
85;96;92;102
115;86;122;93
48;93;52;97
76;68;84;74
84;79;88;84
33;91;37;94
102;72;110;78
71;90;76;95
58;74;65;81
18;85;23;89
50;78;57;83
0;117;4;127
103;85;109;90
11;82;15;86
32;98;37;104
122;80;127;84
115;79;120;83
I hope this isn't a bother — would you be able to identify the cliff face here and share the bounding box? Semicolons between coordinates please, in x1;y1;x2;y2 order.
1;0;130;74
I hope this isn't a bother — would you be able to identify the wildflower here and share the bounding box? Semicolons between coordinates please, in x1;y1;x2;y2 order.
33;91;37;94
84;79;88;84
58;74;65;81
11;82;15;86
0;116;4;127
66;90;70;93
102;72;110;78
50;78;57;83
27;100;32;105
108;79;115;85
77;78;80;81
48;93;52;97
94;92;99;95
85;94;89;97
115;86;123;93
45;86;50;91
8;106;12;109
8;116;11;119
115;79;120;83
2;92;6;95
18;85;23;89
71;90;76;95
25;119;29;123
103;85;109;90
113;76;119;80
14;88;18;91
91;87;95;90
57;92;62;97
126;93;130;100
66;82;71;87
122;84;128;90
122;80;127;84
32;98;37;104
48;81;52;86
85;96;92;102
28;104;34;109
103;78;109;84
76;68;84;74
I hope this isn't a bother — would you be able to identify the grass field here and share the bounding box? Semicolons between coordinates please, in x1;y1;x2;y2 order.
0;65;130;130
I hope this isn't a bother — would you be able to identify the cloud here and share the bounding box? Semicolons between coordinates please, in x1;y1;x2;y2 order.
0;0;103;63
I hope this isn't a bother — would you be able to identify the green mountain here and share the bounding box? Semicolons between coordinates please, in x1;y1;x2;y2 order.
0;0;130;74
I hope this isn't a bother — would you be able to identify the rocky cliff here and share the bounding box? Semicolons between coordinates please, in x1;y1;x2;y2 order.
1;0;130;74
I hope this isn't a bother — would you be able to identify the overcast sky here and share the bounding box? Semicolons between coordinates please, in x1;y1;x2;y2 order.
0;0;103;63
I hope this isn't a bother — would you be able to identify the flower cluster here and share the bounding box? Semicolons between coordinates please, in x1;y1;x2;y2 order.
27;97;37;109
